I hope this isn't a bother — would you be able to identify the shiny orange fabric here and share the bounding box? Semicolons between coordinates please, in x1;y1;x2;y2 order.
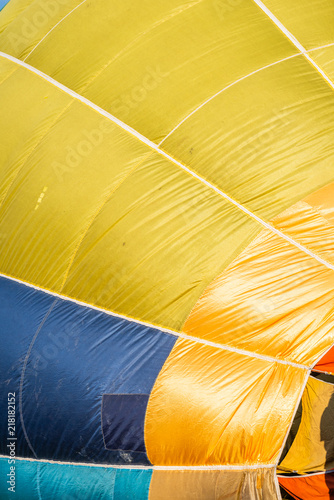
145;337;306;465
314;347;334;375
279;472;334;500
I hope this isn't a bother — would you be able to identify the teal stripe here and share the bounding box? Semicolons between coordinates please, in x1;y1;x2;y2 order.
0;458;152;499
114;469;152;499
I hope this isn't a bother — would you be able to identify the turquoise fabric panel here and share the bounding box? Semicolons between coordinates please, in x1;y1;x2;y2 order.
114;468;152;500
0;458;152;499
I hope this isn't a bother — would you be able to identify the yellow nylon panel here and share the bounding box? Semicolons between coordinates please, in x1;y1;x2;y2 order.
62;157;259;330
263;0;334;50
0;0;81;58
0;0;296;141
149;469;279;500
145;338;306;465
279;376;334;474
0;58;152;289
0;57;261;329
1;0;332;224
311;45;334;82
162;55;334;219
0;64;70;204
0;0;34;34
262;0;334;97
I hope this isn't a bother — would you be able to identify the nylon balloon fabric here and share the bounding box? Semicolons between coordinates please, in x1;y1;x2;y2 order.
0;0;334;499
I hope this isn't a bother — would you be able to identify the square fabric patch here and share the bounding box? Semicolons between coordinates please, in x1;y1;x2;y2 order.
102;394;149;453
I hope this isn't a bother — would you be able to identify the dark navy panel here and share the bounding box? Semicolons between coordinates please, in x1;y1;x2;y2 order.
0;276;176;465
102;394;149;453
0;278;55;457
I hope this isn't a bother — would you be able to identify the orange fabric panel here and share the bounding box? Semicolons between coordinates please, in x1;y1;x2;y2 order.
314;347;334;375
304;183;334;229
183;183;334;367
144;338;306;465
279;472;334;500
149;469;279;500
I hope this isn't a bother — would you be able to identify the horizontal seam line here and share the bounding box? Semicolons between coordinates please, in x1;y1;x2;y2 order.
0;271;309;370
0;455;276;470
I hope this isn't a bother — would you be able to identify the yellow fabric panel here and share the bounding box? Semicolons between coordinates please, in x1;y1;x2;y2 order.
162;55;334;220
62;157;259;330
149;469;280;500
0;0;81;59
311;46;334;83
0;64;70;204
0;0;296;141
0;58;151;289
263;0;334;50
183;199;334;366
272;183;334;267
1;0;331;223
0;57;261;329
304;183;334;229
145;338;306;465
0;0;34;34
279;376;334;474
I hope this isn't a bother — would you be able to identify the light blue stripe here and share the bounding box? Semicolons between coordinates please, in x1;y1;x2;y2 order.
0;0;11;11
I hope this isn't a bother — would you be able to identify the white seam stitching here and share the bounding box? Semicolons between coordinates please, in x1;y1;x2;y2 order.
0;51;333;277
159;42;334;145
0;455;276;470
0;272;309;370
22;0;88;62
252;0;334;93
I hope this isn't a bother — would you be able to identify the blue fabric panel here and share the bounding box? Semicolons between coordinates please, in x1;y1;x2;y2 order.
0;276;176;465
0;0;11;11
0;278;55;457
102;394;149;452
114;469;152;500
0;457;152;499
